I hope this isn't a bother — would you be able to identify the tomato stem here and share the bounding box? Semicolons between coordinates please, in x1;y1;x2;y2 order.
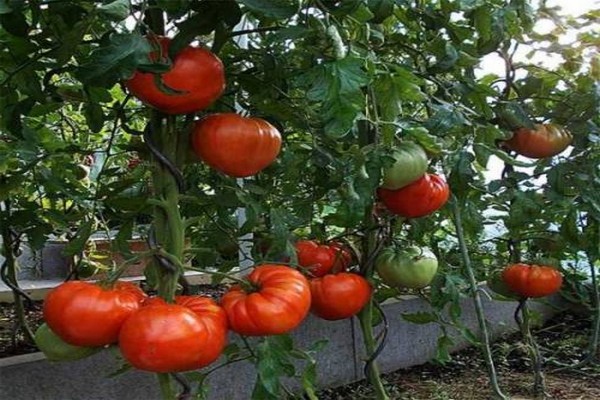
515;299;548;399
451;199;509;400
156;373;176;400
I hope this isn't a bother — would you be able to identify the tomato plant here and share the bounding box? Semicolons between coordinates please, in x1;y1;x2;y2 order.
503;124;573;159
34;323;100;362
191;113;282;177
119;296;228;373
310;273;371;321
486;270;519;299
126;37;225;114
43;281;146;347
381;142;428;190
501;263;563;298
375;246;438;289
377;174;450;218
220;264;311;336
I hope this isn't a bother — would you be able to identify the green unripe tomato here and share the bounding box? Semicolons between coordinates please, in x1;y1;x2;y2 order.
35;323;100;362
375;246;438;289
381;142;428;190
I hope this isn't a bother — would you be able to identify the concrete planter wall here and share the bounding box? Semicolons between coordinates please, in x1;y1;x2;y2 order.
0;288;564;400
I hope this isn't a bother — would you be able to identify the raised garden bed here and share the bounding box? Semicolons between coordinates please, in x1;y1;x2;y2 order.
0;287;565;400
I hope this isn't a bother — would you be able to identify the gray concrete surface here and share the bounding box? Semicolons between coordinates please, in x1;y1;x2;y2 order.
0;288;566;400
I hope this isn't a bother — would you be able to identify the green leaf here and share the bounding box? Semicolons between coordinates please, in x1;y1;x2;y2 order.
78;33;152;87
302;57;369;137
368;0;394;23
239;0;298;19
0;10;29;37
62;220;94;257
98;0;130;21
434;334;454;364
83;102;104;133
401;311;438;324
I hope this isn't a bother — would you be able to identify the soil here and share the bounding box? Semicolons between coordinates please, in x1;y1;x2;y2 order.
319;313;600;400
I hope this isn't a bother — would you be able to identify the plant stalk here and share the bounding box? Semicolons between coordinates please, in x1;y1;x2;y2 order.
515;299;547;399
357;218;390;400
157;373;176;400
451;199;509;400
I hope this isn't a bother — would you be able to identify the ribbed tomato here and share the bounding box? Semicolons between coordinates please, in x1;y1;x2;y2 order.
220;264;311;336
377;173;449;218
503;124;572;159
43;281;146;347
191;113;282;177
501;263;563;298
119;295;228;372
310;273;371;321
295;240;336;277
125;37;225;114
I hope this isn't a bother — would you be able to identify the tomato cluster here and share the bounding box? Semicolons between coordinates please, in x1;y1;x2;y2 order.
40;264;318;371
293;239;371;321
377;142;449;218
125;37;281;178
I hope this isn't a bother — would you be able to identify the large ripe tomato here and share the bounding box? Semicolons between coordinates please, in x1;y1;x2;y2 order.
503;124;572;159
381;142;428;190
375;246;438;289
125;37;225;115
43;281;146;347
220;264;311;336
119;296;228;372
191;113;282;178
502;263;563;298
34;323;100;362
310;273;371;321
295;240;336;277
377;173;449;218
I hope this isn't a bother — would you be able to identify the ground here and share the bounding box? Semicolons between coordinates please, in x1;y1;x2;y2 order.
319;313;600;399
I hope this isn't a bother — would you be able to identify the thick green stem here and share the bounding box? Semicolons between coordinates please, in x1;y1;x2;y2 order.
157;373;176;400
150;113;184;303
358;300;390;400
451;200;509;400
357;217;390;400
516;299;547;399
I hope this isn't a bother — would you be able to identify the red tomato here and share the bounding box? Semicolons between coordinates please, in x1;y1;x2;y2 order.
310;273;372;321
43;281;146;347
119;295;228;372
328;241;353;272
220;264;311;336
125;37;225;114
502;263;563;298
503;124;572;159
295;240;336;277
191;113;282;177
377;173;449;218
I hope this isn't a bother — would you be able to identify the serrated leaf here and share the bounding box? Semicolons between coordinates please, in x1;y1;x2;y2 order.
401;311;438;324
302;57;369;137
78;33;152;87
